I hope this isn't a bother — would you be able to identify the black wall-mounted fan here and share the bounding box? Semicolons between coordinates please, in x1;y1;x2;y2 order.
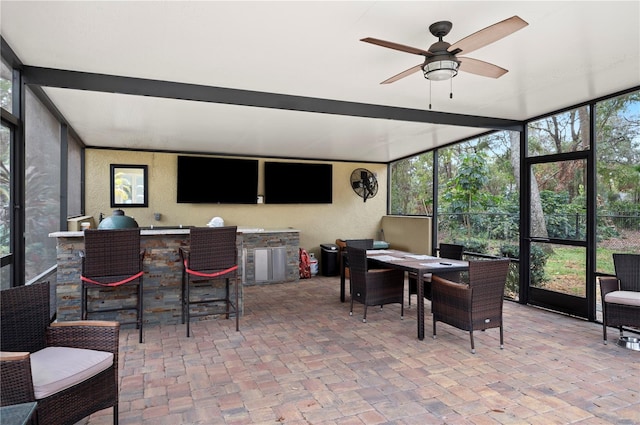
350;168;378;202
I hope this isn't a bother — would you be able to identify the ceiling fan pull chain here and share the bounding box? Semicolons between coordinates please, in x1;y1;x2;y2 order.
450;78;453;99
429;80;432;110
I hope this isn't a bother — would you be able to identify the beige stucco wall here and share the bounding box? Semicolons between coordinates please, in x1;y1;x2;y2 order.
84;149;388;258
381;215;432;255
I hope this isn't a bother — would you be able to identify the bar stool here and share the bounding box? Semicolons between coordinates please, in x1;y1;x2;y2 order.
180;226;240;337
81;228;145;343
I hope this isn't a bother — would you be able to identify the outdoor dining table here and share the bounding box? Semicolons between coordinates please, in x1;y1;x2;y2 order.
340;249;469;340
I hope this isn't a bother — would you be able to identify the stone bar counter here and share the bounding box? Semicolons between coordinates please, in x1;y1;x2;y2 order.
50;227;300;326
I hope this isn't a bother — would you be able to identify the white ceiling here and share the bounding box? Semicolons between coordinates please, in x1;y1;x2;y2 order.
2;1;639;163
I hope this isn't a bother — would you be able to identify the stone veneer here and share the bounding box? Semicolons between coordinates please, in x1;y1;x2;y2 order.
242;230;300;285
50;228;299;326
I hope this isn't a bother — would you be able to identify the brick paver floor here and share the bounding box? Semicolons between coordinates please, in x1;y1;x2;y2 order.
83;276;639;425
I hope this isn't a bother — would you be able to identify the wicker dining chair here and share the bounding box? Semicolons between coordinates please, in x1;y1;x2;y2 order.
431;258;510;353
345;239;374;250
180;226;240;337
342;239;374;272
334;238;375;300
347;245;404;323
0;282;120;425
408;243;464;305
599;253;640;344
81;228;145;343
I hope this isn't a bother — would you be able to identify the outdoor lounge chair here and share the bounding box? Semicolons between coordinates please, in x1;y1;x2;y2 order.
599;253;640;345
0;281;120;425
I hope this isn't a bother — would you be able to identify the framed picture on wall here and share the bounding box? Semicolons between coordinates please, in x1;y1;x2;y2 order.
110;164;148;207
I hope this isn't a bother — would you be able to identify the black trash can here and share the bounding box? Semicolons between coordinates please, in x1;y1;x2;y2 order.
320;243;339;276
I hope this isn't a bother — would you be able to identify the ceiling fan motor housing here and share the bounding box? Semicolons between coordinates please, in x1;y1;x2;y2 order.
428;21;453;38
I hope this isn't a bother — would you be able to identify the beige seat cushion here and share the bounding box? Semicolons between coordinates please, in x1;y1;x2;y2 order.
604;290;640;307
30;346;113;399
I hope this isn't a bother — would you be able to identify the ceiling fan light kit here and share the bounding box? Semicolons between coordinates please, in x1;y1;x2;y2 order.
422;58;460;81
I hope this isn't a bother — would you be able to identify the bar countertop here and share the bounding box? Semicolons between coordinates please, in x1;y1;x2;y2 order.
49;227;299;238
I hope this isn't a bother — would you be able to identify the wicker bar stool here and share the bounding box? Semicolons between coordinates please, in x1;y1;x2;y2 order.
81;228;145;343
180;226;240;337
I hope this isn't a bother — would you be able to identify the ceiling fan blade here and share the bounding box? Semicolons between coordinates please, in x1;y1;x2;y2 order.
458;57;508;78
448;16;528;55
361;37;432;56
380;64;423;84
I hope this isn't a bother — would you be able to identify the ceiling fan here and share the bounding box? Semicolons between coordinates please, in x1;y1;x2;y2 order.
361;15;528;85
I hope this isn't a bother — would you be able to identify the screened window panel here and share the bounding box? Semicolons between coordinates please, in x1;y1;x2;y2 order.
595;90;640;274
1;59;12;112
24;87;61;282
527;106;591;157
67;132;82;217
1;123;10;289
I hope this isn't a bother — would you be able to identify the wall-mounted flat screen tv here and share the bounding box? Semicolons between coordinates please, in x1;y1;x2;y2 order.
177;156;258;204
264;161;332;204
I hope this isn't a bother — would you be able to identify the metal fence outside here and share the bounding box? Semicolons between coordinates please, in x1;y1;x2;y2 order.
438;212;640;249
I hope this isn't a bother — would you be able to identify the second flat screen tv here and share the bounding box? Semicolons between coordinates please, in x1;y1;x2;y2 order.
264;161;332;204
177;156;258;204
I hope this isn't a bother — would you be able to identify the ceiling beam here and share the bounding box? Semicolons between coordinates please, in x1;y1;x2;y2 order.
23;66;523;132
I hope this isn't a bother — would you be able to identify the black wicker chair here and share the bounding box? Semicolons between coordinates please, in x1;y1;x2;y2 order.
81;228;145;343
599;253;640;345
408;243;464;305
342;239;374;271
431;258;510;353
347;246;404;323
345;239;374;250
180;226;240;337
0;282;120;425
338;239;374;268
